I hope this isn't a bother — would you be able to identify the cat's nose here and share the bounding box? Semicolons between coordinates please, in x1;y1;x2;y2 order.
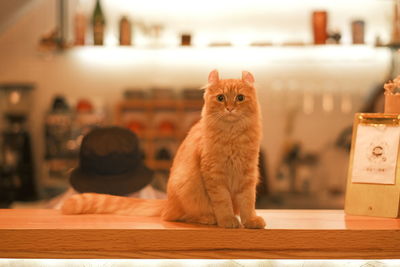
226;107;234;112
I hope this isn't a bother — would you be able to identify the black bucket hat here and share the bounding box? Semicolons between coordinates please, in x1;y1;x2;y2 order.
70;126;153;196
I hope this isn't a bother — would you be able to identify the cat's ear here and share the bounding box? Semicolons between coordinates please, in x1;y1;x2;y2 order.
242;71;255;86
208;69;220;84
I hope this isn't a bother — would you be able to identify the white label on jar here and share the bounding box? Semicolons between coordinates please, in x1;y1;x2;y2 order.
351;124;400;184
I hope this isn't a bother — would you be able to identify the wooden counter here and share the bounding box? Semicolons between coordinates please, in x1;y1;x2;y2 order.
0;209;399;259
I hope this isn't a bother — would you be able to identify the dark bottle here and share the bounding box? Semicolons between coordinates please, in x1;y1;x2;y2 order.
0;134;16;207
92;0;105;45
0;165;16;208
1;114;37;202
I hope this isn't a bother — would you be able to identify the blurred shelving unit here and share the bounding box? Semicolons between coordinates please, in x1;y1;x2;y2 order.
115;96;203;173
29;0;395;204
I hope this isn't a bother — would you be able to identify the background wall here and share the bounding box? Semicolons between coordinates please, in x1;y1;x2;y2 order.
0;0;394;197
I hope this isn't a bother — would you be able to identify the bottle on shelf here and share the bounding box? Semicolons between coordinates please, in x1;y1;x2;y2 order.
73;0;86;46
351;20;365;45
119;16;132;46
92;0;106;46
392;0;400;45
312;10;328;45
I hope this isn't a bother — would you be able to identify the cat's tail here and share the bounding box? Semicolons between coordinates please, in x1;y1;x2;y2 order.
61;193;166;216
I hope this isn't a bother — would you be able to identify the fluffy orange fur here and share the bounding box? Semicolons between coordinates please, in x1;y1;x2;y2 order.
62;70;266;229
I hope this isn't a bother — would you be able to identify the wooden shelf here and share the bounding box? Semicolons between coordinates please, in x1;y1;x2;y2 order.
146;130;179;140
115;98;202;171
68;45;391;65
146;159;172;170
1;209;400;259
179;99;204;110
68;44;386;51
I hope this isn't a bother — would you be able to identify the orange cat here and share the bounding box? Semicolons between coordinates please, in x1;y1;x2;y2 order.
62;70;266;229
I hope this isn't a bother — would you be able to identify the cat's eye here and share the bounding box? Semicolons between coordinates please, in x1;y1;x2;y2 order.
236;94;245;102
217;94;225;102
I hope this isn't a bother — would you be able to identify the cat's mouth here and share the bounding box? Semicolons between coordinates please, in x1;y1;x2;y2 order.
221;113;240;122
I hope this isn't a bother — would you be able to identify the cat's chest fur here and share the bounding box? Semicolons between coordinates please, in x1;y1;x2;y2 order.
206;130;257;192
205;126;258;168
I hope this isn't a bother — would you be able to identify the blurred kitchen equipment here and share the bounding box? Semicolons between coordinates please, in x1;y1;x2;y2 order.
45;96;74;160
0;83;37;202
124;88;147;100
0;83;34;115
1;114;36;201
0;162;15;208
327;29;341;44
43;96;106;197
151;88;176;100
182;88;203;100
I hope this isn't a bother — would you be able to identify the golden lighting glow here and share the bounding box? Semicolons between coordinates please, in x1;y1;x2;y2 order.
9;90;21;105
322;92;334;113
70;46;390;66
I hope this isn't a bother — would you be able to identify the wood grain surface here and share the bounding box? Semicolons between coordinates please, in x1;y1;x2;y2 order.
0;209;399;259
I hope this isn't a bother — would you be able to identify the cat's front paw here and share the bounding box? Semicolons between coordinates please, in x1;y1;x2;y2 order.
243;216;266;229
218;215;241;228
